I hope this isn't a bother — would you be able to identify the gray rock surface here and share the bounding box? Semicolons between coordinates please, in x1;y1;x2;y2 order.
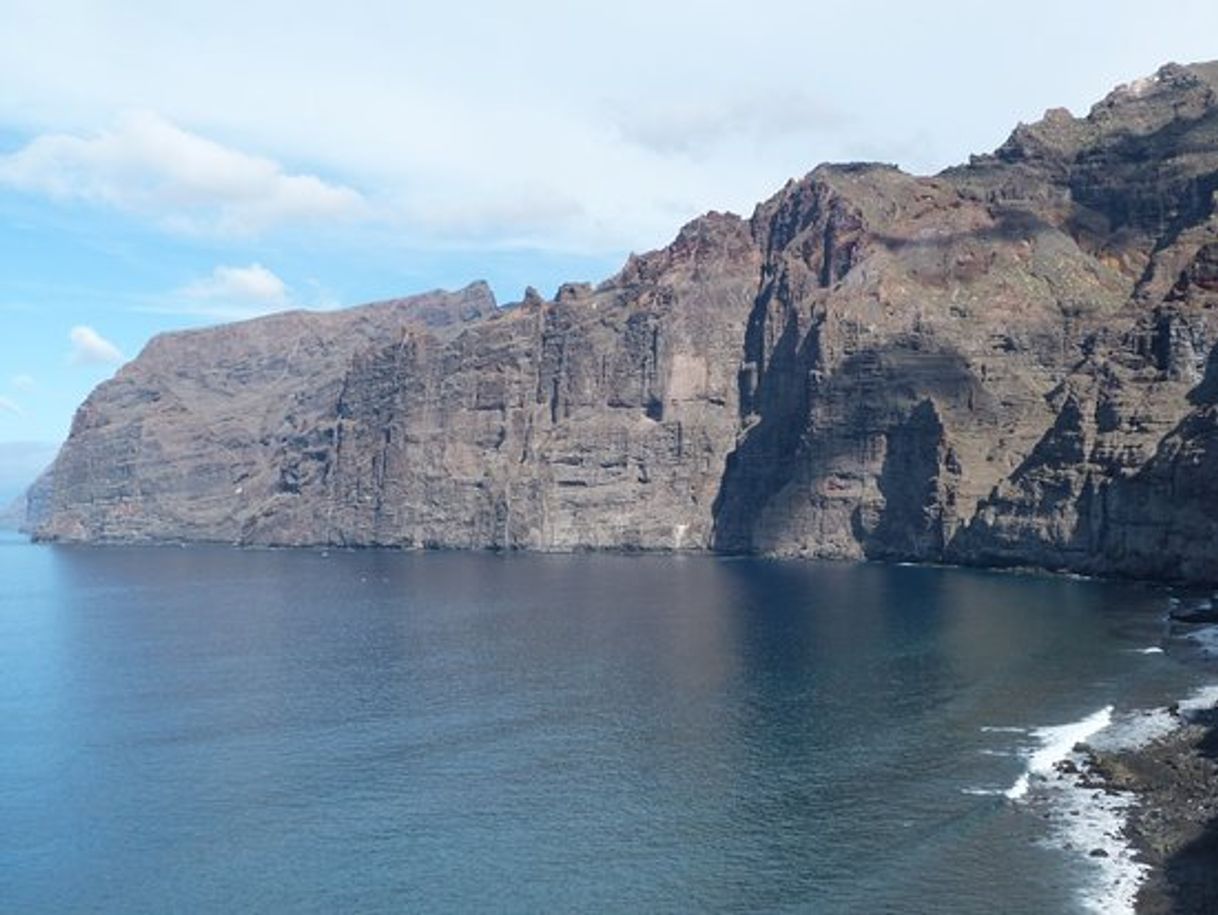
31;62;1218;583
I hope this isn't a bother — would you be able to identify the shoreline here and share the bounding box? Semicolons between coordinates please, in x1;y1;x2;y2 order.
997;610;1218;913
1088;704;1218;914
10;529;1218;597
1038;658;1218;915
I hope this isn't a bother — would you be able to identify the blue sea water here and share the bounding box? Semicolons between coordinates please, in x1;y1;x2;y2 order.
0;532;1209;913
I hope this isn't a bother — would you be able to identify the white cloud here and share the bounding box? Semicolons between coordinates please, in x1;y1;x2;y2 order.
165;263;292;320
0;3;1217;254
182;263;287;309
11;374;35;391
0;396;21;416
613;91;848;157
184;263;287;302
69;325;124;366
0;111;368;235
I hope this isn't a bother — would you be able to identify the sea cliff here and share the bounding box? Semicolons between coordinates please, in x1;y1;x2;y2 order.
30;62;1218;584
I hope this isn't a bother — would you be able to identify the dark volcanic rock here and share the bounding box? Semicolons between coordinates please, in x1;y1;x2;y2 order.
37;222;758;549
29;61;1218;582
1170;607;1218;625
1092;708;1218;914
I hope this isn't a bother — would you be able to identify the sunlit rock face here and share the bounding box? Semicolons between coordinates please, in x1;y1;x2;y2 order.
33;63;1218;583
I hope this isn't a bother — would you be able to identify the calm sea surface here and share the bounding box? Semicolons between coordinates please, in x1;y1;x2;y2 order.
0;533;1207;913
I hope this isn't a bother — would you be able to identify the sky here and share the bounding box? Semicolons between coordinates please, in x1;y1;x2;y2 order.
1;0;1217;493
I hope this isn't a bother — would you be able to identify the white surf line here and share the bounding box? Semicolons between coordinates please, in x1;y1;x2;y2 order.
1178;683;1218;711
1004;706;1113;801
1058;775;1145;915
1001;686;1218;915
1070;688;1218;915
997;705;1140;914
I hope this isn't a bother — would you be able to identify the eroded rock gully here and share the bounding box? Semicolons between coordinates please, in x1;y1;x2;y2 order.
30;63;1218;584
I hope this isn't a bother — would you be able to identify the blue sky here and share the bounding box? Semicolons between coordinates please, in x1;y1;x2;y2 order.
2;0;1218;495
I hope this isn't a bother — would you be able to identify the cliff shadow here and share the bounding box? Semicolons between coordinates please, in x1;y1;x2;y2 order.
869;206;1058;252
863;397;952;561
1138;713;1218;914
714;325;981;559
710;293;818;553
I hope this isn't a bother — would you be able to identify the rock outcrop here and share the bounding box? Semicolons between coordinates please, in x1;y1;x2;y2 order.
30;62;1218;583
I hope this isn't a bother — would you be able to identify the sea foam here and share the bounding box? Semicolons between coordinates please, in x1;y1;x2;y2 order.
1004;705;1113;801
999;705;1146;914
1001;684;1218;915
1178;682;1218;712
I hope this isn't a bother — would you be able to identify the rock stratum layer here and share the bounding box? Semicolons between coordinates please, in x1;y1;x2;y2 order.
31;63;1218;583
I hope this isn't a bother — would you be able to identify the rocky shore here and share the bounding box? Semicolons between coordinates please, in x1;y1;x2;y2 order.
1086;702;1218;913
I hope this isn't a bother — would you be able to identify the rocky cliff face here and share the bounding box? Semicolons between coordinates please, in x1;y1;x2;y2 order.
31;62;1218;583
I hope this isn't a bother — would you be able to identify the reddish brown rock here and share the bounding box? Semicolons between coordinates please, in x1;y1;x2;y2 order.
29;62;1218;583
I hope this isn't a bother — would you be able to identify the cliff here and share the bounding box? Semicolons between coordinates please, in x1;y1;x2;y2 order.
30;62;1218;582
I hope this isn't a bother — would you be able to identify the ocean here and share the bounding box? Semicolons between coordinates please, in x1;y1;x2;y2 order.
1;532;1212;913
